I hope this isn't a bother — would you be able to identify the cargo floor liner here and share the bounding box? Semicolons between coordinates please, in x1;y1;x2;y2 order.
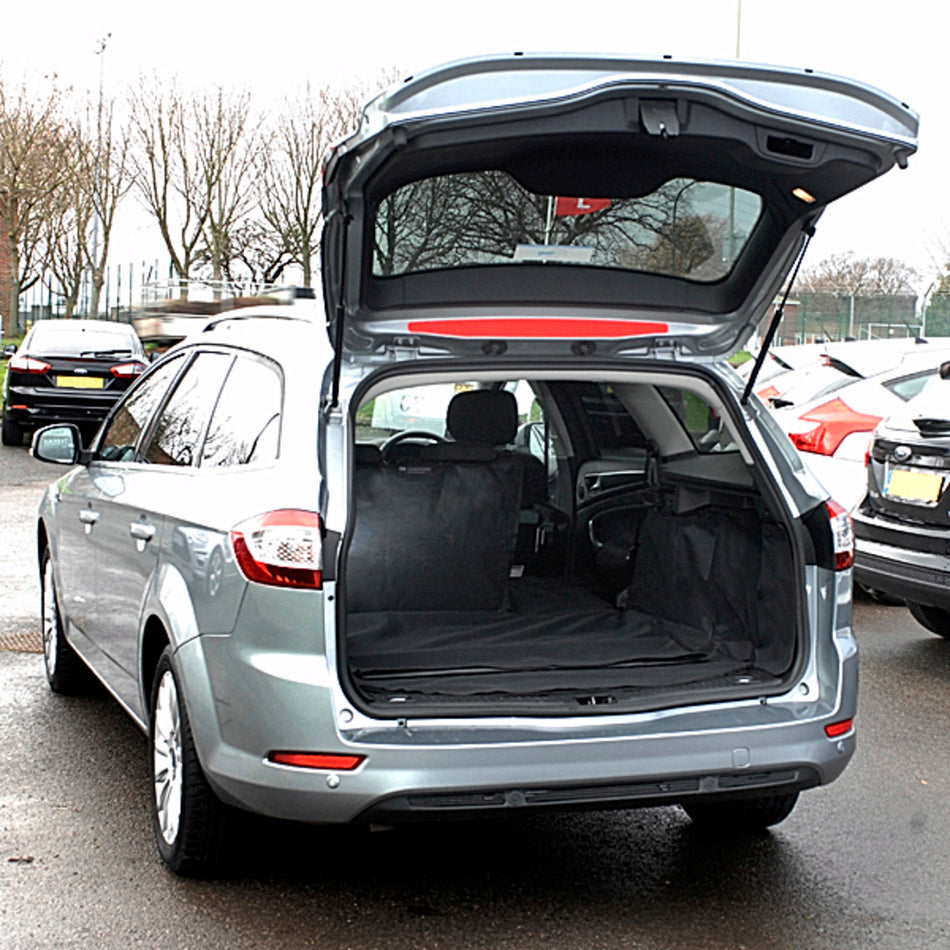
346;576;764;699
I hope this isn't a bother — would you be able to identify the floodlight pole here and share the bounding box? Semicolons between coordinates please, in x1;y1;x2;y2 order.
90;33;110;318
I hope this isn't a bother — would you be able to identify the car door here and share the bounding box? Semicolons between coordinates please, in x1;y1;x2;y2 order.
92;351;233;696
55;356;185;659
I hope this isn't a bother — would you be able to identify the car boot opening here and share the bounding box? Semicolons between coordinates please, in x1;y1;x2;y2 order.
340;373;802;716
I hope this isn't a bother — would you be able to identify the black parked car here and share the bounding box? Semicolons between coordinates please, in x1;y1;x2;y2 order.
854;365;950;636
2;320;147;446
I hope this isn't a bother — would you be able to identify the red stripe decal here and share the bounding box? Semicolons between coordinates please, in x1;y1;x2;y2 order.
406;318;669;339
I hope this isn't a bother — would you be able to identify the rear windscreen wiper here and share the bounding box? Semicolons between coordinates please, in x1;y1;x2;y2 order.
80;349;134;358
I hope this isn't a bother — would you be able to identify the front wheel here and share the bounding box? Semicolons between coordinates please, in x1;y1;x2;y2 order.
682;791;799;831
907;602;950;639
150;648;233;876
41;550;89;693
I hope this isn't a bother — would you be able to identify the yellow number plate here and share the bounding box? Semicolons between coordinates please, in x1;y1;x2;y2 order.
884;468;944;504
56;376;104;389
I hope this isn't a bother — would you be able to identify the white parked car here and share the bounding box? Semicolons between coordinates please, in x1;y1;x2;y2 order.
772;345;950;510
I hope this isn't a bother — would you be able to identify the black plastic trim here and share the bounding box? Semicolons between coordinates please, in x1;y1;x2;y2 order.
358;767;821;822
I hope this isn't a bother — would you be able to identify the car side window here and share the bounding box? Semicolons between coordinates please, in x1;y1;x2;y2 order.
657;385;738;454
200;355;282;467
97;356;185;462
886;369;939;402
140;352;234;467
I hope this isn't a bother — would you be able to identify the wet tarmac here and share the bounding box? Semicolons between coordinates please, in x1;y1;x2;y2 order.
3;440;949;949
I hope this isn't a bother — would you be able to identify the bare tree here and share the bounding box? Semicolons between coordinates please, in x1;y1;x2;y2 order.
130;79;261;296
195;87;259;286
197;219;293;286
44;131;94;317
87;101;132;317
256;77;387;287
0;77;69;334
799;251;919;296
128;77;209;296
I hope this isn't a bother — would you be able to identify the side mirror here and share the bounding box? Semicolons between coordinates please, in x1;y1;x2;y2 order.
1;343;16;360
31;424;82;465
940;361;950;380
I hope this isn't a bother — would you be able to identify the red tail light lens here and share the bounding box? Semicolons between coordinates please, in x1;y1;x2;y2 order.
110;361;147;379
268;751;365;771
787;398;882;456
824;718;854;738
231;509;322;589
9;355;50;374
826;500;854;571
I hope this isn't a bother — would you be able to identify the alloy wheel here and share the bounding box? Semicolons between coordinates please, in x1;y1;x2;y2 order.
152;670;184;846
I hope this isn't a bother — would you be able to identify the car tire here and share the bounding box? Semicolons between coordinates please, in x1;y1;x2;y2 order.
41;550;90;693
1;414;23;447
906;602;950;639
682;791;799;831
150;648;234;877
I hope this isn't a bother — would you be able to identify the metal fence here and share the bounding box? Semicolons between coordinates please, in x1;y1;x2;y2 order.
772;292;924;345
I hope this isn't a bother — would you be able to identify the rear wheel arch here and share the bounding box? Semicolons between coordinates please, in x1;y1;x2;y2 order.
37;521;49;577
141;618;171;717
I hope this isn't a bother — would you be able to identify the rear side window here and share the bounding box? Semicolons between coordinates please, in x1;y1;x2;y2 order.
141;353;234;467
658;386;738;454
200;355;282;467
885;369;940;402
576;382;648;457
98;356;185;462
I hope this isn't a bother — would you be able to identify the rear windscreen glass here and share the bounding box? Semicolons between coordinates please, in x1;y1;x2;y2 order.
373;172;762;283
28;325;140;358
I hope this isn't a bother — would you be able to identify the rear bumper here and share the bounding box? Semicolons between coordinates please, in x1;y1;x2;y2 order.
200;716;852;825
4;388;118;430
175;630;857;826
854;538;950;610
853;510;950;609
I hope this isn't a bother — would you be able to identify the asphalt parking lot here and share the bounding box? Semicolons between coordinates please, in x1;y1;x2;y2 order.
3;441;950;949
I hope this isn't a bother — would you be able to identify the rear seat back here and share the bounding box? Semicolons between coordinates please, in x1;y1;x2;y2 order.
347;390;525;613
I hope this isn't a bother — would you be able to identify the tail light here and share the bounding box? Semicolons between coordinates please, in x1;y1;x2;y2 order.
825;718;854;738
787;398;882;456
110;362;147;379
268;751;365;770
9;355;50;374
825;500;854;571
231;509;322;589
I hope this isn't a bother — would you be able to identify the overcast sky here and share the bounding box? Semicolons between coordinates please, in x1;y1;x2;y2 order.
2;0;948;288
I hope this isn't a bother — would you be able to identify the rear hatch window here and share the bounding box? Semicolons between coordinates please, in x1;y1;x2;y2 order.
374;172;762;283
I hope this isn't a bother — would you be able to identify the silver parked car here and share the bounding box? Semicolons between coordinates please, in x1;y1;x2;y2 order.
33;54;917;876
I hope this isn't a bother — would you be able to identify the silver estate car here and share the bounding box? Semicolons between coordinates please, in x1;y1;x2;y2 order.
33;55;918;876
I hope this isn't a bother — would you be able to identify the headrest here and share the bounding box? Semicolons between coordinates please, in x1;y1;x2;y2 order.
446;390;518;445
354;443;382;465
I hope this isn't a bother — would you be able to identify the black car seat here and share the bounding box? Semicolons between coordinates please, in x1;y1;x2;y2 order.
347;391;525;613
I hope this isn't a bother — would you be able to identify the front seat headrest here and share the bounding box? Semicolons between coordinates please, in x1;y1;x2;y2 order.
446;390;518;445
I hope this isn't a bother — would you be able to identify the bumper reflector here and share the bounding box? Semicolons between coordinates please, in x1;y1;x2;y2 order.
268;751;365;771
824;718;854;738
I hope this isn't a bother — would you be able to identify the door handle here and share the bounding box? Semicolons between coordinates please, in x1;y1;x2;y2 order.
79;510;100;534
129;522;156;542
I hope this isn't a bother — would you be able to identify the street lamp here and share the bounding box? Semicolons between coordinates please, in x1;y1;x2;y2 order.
90;32;111;318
